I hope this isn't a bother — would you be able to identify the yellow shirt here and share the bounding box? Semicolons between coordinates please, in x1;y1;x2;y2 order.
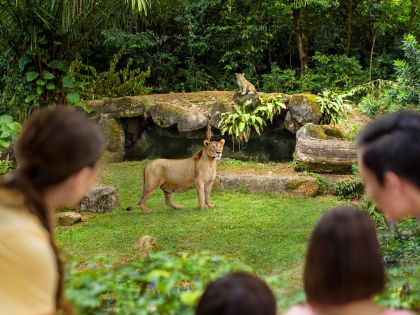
0;188;58;315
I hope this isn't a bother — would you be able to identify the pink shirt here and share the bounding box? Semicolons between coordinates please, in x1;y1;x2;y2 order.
284;304;416;315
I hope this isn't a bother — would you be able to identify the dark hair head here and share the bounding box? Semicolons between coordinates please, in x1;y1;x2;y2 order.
357;111;420;187
1;105;104;313
196;272;277;315
304;206;385;306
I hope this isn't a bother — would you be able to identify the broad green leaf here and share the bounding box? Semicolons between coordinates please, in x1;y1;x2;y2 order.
48;60;66;70
62;75;76;88
66;92;81;104
36;86;44;94
42;71;54;80
46;83;56;90
26;71;39;82
36;79;46;86
0;138;10;148
24;95;36;103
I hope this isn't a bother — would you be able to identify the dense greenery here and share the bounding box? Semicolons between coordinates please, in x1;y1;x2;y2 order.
59;160;419;313
1;0;418;121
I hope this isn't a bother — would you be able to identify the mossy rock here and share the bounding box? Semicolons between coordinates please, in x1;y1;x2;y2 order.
284;93;322;133
296;123;328;140
98;115;125;162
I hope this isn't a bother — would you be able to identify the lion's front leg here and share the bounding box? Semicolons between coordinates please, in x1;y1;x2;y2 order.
205;180;215;208
196;179;207;208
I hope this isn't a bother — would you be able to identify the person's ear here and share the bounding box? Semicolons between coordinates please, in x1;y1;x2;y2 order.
383;171;404;193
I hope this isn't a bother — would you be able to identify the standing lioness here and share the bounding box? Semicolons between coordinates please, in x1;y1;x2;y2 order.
139;139;225;213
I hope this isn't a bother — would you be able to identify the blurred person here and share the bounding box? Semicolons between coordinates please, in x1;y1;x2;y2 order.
357;111;420;222
284;206;415;315
0;106;104;315
196;271;278;315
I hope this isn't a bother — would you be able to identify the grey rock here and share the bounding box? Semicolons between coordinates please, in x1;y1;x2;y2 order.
78;186;120;212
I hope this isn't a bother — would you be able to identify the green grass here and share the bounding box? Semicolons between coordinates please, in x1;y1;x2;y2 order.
57;161;341;276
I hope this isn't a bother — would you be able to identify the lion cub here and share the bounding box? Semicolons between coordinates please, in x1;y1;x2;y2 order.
139;139;225;213
235;73;256;95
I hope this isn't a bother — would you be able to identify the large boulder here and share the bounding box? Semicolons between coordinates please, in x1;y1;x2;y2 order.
232;92;261;109
284;94;322;133
78;186;120;212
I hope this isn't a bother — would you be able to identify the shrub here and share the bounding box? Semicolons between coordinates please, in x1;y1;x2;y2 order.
0;115;21;149
65;252;250;315
70;49;152;100
219;94;285;150
261;65;299;93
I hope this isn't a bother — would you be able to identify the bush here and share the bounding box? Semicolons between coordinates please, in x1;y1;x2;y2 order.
66;252;250;315
261;65;299;93
70;49;152;100
358;35;420;118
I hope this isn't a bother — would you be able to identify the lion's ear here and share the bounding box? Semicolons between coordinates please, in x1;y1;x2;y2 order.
219;139;225;145
204;140;210;146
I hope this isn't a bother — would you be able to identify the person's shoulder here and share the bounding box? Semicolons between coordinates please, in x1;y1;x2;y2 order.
284;304;316;315
0;188;46;237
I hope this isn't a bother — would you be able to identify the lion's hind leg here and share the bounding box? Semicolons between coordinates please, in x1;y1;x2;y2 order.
139;177;164;214
161;184;183;209
163;191;183;209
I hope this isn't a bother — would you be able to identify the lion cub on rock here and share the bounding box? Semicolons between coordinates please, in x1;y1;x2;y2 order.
139;139;225;213
235;73;256;95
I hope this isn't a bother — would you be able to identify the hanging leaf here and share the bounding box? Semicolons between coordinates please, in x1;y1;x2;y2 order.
48;60;66;70
66;92;81;104
26;71;39;82
46;83;56;90
62;75;76;88
42;71;54;80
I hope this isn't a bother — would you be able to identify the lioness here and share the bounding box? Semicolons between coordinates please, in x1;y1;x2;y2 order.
139;139;225;213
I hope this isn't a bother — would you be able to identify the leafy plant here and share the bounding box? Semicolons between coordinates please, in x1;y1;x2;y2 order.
317;89;352;124
219;94;285;150
70;49;152;100
261;65;299;93
65;251;250;315
0;158;14;176
0;115;21;149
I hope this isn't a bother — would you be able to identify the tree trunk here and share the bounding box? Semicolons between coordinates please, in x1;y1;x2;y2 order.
369;32;376;81
408;0;418;34
295;137;358;174
292;8;308;71
345;0;353;56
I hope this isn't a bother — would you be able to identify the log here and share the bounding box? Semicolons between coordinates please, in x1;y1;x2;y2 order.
294;137;358;174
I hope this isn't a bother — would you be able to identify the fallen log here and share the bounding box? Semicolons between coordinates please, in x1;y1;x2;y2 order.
294;137;358;174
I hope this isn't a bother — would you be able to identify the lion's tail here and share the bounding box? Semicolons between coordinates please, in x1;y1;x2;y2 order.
127;166;146;211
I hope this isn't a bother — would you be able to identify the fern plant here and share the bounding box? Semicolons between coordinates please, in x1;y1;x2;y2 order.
317;89;352;124
219;94;285;150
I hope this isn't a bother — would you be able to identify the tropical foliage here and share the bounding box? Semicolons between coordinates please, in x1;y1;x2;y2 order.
0;0;418;121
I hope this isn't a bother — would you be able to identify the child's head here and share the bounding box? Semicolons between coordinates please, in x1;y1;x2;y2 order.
357;110;420;221
304;206;385;306
196;272;277;315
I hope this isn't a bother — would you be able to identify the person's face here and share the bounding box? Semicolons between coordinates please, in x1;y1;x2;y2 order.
358;153;410;222
61;165;100;206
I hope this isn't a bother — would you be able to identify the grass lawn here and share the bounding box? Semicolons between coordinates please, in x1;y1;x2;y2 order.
57;160;342;278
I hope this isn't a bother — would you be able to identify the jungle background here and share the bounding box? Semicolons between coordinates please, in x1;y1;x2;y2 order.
0;0;419;314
